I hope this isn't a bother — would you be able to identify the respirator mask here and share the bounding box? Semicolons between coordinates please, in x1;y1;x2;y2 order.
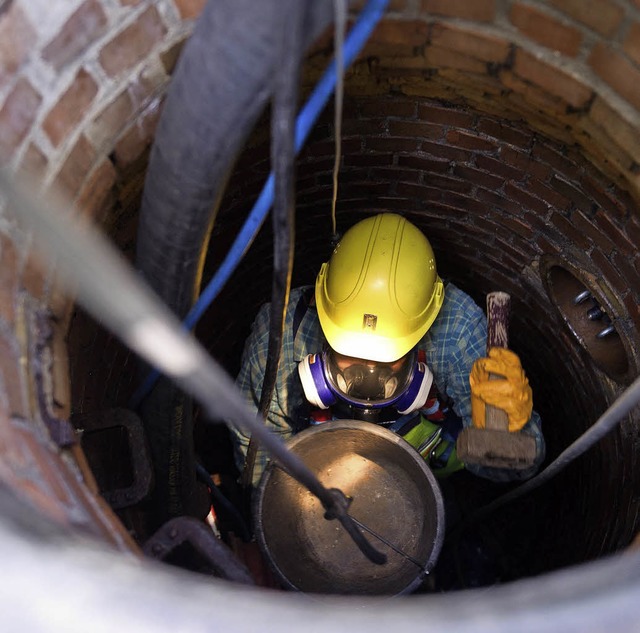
298;346;433;422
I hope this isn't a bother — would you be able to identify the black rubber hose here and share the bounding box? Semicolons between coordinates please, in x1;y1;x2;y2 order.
135;0;335;527
241;1;307;490
195;464;251;542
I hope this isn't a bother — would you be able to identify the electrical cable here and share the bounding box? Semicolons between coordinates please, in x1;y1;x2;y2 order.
330;0;347;239
195;464;251;542
129;0;391;409
241;1;305;490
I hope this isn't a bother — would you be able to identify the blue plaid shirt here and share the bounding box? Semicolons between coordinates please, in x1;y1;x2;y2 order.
233;283;545;485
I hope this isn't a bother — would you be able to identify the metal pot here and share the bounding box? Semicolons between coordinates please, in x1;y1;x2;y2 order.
254;419;445;595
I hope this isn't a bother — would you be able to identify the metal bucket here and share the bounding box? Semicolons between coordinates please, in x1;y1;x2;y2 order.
254;420;445;595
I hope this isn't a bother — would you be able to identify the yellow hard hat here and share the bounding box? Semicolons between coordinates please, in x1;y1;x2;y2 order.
315;213;444;362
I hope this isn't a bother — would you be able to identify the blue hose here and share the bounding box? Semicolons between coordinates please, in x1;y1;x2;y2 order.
130;0;390;408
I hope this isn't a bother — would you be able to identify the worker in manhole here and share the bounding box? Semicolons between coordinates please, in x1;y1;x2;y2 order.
232;212;546;590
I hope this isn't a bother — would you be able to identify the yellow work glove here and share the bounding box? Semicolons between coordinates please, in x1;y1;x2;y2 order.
469;347;533;432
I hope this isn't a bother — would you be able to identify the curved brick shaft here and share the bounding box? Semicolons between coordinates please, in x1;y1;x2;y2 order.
0;0;638;555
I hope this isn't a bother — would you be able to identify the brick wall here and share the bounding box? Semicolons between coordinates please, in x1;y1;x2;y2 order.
0;0;201;548
0;0;639;561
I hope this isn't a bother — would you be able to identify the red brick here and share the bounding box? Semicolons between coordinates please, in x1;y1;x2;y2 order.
443;190;489;213
425;45;487;74
0;334;28;417
590;249;627;296
173;0;207;20
430;23;510;63
0;79;42;163
501;70;569;115
342;118;386;137
366;137;420;152
588;97;640;164
623;23;640;67
445;129;496;151
369;19;429;46
422;172;472;193
477;118;532;148
343;153;394;167
571;209;614;251
369;167;422;184
99;6;167;77
500;215;536;240
361;99;417;118
0;4;35;85
351;0;407;10
505;182;549;214
594;210;636;254
512;49;592;108
160;39;187;75
418;103;474;127
500;146;551;181
549;212;591;250
395;182;443;201
580;175;625;219
452;164;504;188
528;179;572;211
548;0;623;37
589;43;640;110
421;139;471;162
549;174;594;214
613;252;640;305
43;69;98;147
421;0;495;22
53;135;96;198
532;140;578;176
113;103;161;170
42;0;107;71
476;187;523;215
0;232;18;325
89;90;135;149
20;143;48;179
510;3;583;57
398;154;450;173
625;215;640;246
76;159;117;221
388;120;444;140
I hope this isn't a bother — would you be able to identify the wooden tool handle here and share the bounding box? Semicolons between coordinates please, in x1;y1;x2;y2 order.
485;292;511;432
486;291;511;351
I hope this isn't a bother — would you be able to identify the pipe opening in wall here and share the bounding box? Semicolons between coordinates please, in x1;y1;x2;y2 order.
542;258;633;384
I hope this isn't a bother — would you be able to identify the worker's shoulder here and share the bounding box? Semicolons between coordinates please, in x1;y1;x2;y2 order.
432;283;485;331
